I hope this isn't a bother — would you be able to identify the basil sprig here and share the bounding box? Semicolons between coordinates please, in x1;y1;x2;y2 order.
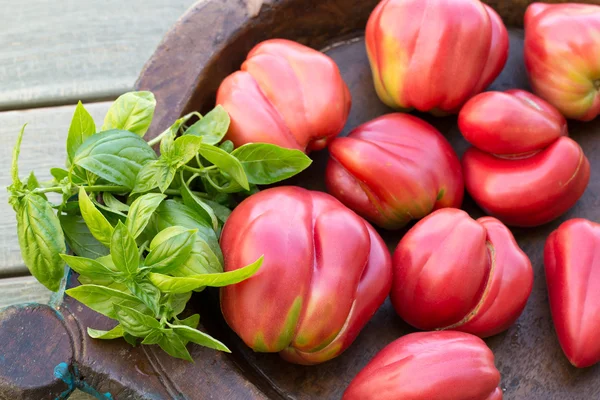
6;91;312;360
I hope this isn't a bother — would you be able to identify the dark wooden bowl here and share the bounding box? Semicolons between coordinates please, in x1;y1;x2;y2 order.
2;0;600;398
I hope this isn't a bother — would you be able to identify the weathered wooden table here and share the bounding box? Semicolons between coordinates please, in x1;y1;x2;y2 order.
0;1;198;397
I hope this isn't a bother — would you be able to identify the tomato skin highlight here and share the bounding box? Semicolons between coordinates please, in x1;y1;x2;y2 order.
365;0;508;114
390;208;533;338
545;219;600;368
343;331;502;400
525;2;600;121
326;113;463;230
220;187;392;365
459;90;590;227
216;39;351;153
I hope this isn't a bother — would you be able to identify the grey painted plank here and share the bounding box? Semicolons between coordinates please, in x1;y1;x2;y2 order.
0;102;111;277
0;276;53;308
0;0;195;110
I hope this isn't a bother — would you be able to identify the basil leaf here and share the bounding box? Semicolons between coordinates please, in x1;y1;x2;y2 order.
126;193;166;239
92;198;127;224
67;101;96;163
170;238;223;277
201;199;231;224
123;333;138;346
127;280;161;316
73;129;157;189
160;128;175;157
132;160;175;194
114;304;160;337
60;254;117;280
111;221;139;276
148;255;263;293
184;105;229;145
78;187;114;246
141;330;163;345
157;330;193;361
145;227;195;274
167;135;203;169
101;91;156;137
198;144;249;190
178;314;200;329
219;140;234;153
65;284;147;319
231;143;312;184
88;325;124;339
170;324;230;352
152;200;223;265
165;292;193;318
180;183;218;232
103;192;130;213
59;214;109;259
25;172;41;191
50;167;69;182
15;194;66;291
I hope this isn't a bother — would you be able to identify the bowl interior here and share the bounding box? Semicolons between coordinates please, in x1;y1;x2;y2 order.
136;1;600;399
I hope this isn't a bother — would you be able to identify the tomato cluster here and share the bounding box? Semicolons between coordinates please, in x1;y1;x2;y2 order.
215;1;600;398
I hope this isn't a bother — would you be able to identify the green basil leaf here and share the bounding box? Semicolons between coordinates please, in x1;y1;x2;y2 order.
160;128;175;157
78;187;114;246
132;160;160;193
50;167;69;182
170;238;223;277
180;183;218;232
219;140;234;153
184;105;229;145
101;91;156;137
170;324;230;352
102;192;130;213
110;221;139;276
73;129;157;189
123;333;138;346
75;254;121;286
145;227;195;274
114;304;160;337
166;292;193;318
148;255;263;293
110;222;140;276
126;193;166;239
87;325;124;339
127;280;161;316
59;214;109;259
167;135;203;169
157;330;193;361
60;254;118;280
151;200;223;265
132;160;175;194
198;144;249;190
200;199;231;224
91;198;127;224
67;101;96;163
203;173;246;194
231;143;312;184
141;329;163;345
15;194;66;291
66;284;146;319
24;172;40;191
178;314;200;329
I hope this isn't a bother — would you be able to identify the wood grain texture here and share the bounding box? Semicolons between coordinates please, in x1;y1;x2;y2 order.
3;0;600;399
0;276;53;308
0;0;194;111
0;103;111;277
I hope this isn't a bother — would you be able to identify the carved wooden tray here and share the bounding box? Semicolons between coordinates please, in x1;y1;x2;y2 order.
2;1;600;399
